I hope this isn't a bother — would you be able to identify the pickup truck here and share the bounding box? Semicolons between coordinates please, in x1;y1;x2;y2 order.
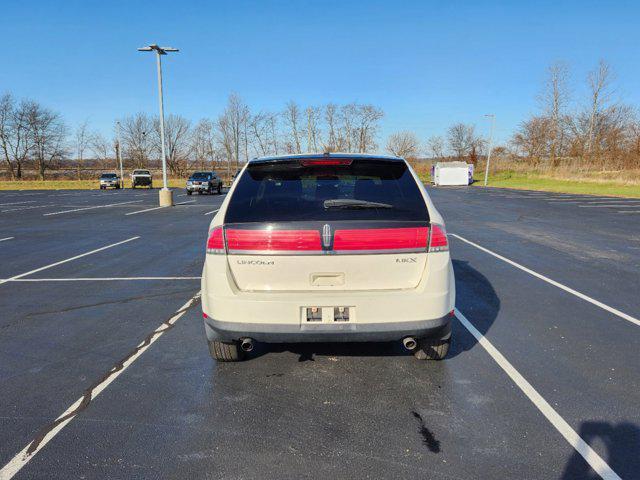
131;170;153;188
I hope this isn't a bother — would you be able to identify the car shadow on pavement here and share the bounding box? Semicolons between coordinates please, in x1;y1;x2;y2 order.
242;258;500;362
446;259;500;359
561;421;640;480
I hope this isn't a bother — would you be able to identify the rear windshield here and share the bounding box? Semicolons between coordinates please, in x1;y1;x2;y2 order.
101;173;117;178
224;159;429;223
191;172;210;179
134;170;150;175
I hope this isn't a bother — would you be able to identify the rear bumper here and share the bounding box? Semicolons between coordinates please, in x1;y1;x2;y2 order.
187;184;209;191
204;313;452;343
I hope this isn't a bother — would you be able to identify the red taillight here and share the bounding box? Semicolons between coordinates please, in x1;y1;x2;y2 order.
226;229;322;253
206;226;225;254
300;159;353;166
429;224;449;252
333;227;428;252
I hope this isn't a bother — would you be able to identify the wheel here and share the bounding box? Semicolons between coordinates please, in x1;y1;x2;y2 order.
207;187;213;195
149;184;153;189
132;184;136;189
414;336;450;360
198;190;203;195
217;184;222;194
208;340;244;362
186;190;192;196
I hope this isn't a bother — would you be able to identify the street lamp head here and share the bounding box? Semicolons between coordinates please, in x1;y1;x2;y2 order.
137;44;179;55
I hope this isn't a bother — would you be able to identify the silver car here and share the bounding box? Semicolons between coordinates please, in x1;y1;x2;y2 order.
99;173;121;189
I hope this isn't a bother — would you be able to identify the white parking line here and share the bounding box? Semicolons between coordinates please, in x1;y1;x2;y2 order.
0;293;200;480
616;210;640;214
43;200;142;216
0;237;139;286
0;237;14;242
2;204;56;213
2;276;201;282
125;206;167;216
204;208;219;216
578;204;640;208
0;201;36;206
450;233;640;328
175;200;196;205
455;308;622;480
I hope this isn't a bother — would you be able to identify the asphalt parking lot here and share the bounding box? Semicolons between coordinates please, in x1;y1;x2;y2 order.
0;186;639;479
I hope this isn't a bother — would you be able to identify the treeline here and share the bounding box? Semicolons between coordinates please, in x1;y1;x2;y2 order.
0;92;384;180
2;59;639;181
389;60;640;172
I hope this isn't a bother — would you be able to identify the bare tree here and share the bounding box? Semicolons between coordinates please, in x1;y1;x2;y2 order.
586;60;614;155
386;131;420;158
0;95;32;179
26;101;68;180
120;113;154;169
511;116;552;167
426;135;445;159
323;103;339;152
90;131;115;170
338;103;357;152
216;94;248;176
539;62;570;165
153;114;191;176
354;104;384;153
284;101;302;153
74;119;90;179
305;106;321;152
447;123;475;160
191;118;216;170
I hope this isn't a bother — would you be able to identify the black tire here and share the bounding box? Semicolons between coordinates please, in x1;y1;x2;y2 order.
217;184;222;194
132;184;136;189
186;190;192;196
198;190;203;195
208;340;244;362
149;184;153;189
207;187;213;195
414;336;451;361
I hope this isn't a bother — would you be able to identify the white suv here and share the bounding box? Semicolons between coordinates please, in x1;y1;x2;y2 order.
201;154;455;361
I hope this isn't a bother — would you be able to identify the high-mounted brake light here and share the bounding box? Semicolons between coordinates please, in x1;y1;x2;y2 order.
299;159;353;166
206;226;225;254
428;224;449;252
226;229;322;253
333;227;428;252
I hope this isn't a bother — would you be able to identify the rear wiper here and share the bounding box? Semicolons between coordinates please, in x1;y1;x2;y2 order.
324;199;393;209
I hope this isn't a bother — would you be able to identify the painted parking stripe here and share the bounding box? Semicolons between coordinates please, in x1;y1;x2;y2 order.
455;308;622;480
0;237;139;286
2;276;201;282
2;204;56;213
578;204;640;208
0;293;200;480
450;234;640;328
125;206;167;216
0;237;14;242
616;210;640;214
175;200;196;205
0;201;37;206
204;208;219;216
43;200;142;216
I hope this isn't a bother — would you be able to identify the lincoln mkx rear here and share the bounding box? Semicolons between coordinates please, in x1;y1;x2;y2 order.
201;154;455;361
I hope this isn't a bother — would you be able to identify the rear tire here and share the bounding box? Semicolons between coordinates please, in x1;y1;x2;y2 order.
186;190;192;196
217;184;222;194
208;340;244;362
414;336;450;360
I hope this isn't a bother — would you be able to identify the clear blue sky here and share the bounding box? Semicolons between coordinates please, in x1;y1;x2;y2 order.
1;0;638;146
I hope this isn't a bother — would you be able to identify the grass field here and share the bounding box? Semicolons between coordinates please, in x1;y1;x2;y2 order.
0;179;188;190
481;171;640;198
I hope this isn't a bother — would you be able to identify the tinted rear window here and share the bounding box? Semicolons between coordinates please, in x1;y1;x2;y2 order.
101;174;117;178
225;159;428;223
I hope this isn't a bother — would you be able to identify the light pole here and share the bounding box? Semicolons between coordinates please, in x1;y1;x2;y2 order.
116;121;124;189
483;114;495;186
138;44;179;206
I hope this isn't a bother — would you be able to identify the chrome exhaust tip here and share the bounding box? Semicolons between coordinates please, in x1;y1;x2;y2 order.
402;337;418;351
240;338;254;352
